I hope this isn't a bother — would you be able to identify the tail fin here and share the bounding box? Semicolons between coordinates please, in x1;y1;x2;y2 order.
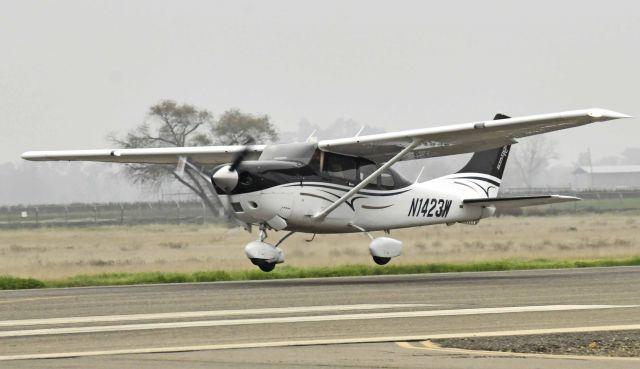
456;113;511;180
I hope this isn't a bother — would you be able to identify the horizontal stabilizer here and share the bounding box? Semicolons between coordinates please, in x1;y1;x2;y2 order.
463;195;580;209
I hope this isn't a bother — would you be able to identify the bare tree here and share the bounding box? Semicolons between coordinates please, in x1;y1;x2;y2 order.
111;100;278;215
512;136;558;189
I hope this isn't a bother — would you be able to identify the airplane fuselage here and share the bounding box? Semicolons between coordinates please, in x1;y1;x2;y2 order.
215;159;499;234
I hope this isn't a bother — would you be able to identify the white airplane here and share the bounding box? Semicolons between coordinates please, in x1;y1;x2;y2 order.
22;108;630;271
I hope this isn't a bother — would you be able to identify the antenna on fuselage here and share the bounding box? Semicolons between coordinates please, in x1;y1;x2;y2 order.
354;126;365;137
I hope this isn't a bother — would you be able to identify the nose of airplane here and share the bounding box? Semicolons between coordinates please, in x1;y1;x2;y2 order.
211;165;239;193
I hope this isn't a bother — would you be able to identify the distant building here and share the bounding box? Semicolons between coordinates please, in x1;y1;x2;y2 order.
572;165;640;190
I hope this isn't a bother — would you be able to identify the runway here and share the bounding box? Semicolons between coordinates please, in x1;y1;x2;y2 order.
1;266;640;368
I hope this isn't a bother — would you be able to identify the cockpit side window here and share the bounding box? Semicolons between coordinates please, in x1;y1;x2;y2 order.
321;152;409;189
357;160;378;189
324;152;357;183
358;162;376;181
358;161;395;190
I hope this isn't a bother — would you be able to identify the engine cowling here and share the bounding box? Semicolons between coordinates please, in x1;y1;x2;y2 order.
211;161;296;228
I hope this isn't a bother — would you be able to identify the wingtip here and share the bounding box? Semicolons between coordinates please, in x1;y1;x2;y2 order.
21;151;36;160
588;108;632;120
551;195;582;202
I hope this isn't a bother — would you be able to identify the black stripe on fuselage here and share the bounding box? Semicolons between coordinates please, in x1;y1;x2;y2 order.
319;190;341;199
361;204;394;210
466;180;496;197
283;183;411;197
448;175;501;187
300;192;335;203
454;181;480;194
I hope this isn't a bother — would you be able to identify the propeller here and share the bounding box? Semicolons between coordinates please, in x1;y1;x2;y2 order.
228;137;255;172
212;136;255;193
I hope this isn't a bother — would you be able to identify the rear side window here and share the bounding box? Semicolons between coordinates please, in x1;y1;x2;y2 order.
379;170;395;189
358;162;376;181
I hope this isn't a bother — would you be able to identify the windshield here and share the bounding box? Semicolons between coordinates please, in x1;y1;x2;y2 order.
259;143;318;164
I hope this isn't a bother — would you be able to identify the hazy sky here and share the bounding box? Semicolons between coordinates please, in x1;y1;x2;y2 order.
1;0;638;164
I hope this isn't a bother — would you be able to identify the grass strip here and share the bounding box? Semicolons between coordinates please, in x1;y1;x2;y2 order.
2;256;640;290
0;276;46;289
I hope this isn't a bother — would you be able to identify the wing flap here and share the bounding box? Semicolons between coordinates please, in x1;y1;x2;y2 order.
21;146;265;165
463;195;580;209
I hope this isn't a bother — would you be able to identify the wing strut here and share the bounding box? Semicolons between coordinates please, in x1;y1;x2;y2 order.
312;139;421;221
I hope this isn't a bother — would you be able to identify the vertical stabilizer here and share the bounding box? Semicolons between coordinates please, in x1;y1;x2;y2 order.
456;114;511;180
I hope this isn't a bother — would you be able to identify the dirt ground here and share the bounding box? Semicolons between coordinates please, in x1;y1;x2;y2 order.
0;214;638;278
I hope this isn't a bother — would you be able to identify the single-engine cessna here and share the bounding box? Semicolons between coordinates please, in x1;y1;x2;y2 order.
22;108;630;271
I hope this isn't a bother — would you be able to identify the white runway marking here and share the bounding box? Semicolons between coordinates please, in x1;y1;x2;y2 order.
0;304;634;338
2;324;640;361
0;303;427;327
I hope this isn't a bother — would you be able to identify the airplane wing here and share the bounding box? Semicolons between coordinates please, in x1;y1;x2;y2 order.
463;195;580;209
21;145;265;165
318;108;631;163
21;108;630;166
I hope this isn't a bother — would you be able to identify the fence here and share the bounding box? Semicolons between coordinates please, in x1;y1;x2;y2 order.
500;188;640;215
0;201;222;229
2;189;639;229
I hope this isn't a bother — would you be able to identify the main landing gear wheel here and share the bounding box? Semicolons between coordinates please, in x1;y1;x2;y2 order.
258;261;276;272
372;256;391;265
250;258;277;272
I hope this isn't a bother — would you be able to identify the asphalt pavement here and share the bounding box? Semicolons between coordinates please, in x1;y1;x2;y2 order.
1;266;639;368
